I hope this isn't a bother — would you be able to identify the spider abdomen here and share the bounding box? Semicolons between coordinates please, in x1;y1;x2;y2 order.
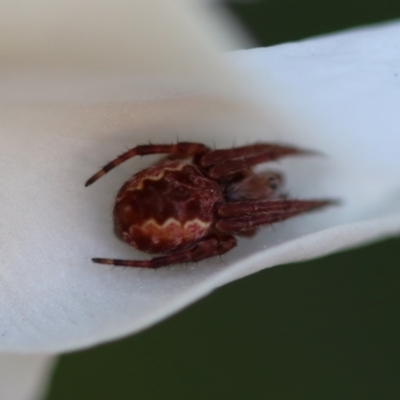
113;160;223;253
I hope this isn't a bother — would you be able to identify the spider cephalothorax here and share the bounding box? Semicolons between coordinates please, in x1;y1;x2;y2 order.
85;142;332;268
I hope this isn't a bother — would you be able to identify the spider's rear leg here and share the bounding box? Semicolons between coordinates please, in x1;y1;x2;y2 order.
92;234;237;269
85;142;210;186
216;199;335;234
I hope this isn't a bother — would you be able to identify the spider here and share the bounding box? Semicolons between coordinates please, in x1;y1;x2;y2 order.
85;142;332;269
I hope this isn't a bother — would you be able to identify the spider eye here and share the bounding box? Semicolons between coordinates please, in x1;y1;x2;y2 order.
268;176;279;190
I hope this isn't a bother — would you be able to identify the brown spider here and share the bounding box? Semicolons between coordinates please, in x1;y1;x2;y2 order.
85;142;332;269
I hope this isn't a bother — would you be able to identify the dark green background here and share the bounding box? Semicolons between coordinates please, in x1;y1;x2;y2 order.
46;2;400;399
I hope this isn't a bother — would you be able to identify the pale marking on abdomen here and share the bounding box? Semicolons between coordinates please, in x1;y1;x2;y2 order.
126;162;188;192
139;217;211;232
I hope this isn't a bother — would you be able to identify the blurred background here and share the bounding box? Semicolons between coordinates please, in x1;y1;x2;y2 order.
46;1;400;399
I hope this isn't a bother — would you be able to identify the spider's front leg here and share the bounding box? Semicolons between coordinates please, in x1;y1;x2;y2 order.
216;199;335;234
92;234;237;269
200;143;311;179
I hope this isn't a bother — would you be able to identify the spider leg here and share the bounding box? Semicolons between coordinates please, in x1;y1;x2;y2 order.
85;142;210;186
92;234;236;269
216;199;335;234
200;143;313;179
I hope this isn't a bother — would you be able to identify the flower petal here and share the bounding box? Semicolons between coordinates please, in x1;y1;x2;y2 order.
0;2;399;353
0;354;55;400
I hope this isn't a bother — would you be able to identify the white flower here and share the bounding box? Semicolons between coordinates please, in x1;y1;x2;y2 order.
1;0;399;397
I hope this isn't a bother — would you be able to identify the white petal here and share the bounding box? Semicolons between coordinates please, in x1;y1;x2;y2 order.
0;0;250;353
0;2;399;353
0;354;55;400
0;0;248;99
